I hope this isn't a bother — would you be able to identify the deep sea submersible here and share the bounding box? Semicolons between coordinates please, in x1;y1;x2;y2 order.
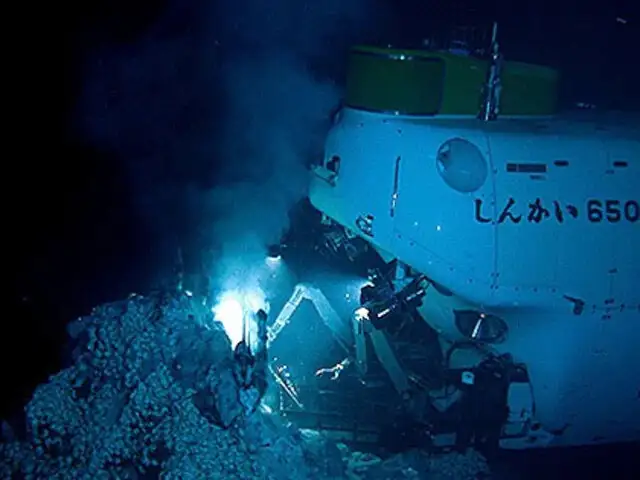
267;23;640;453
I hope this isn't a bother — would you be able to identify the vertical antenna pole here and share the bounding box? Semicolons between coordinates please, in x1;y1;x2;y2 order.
479;21;503;121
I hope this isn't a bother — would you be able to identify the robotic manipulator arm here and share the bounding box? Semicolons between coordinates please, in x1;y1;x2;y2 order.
315;356;353;381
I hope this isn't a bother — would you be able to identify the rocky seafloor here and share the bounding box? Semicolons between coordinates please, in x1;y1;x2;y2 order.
0;290;490;479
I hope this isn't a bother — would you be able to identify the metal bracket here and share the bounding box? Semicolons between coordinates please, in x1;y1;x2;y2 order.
355;214;374;237
390;156;401;217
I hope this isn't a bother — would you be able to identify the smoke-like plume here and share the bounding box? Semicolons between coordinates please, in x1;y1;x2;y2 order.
77;1;381;310
202;0;379;295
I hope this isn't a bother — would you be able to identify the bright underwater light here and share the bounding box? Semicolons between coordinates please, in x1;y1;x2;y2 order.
212;289;268;349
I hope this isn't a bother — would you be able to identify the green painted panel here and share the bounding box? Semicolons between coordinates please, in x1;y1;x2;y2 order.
346;45;559;116
501;61;559;116
437;52;487;115
346;48;445;115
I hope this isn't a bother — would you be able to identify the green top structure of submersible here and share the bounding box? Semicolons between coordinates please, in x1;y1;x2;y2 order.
345;23;559;118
